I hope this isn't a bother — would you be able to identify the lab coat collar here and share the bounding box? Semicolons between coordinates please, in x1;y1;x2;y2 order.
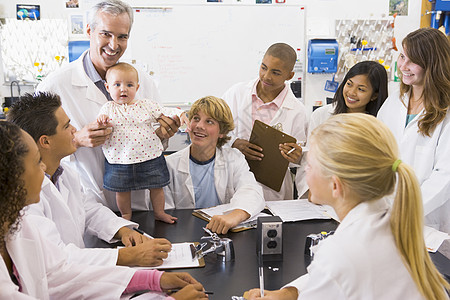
336;198;390;233
176;147;195;204
41;175;53;190
281;90;299;110
213;148;226;202
178;146;191;174
41;176;71;207
72;50;108;105
401;92;425;130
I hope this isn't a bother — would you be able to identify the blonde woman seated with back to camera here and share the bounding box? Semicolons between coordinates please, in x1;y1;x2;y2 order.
245;114;449;300
164;96;265;234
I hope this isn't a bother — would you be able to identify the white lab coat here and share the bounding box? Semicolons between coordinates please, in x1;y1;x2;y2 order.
222;79;308;200
36;50;161;211
307;104;334;141
284;199;425;300
1;216;134;300
163;146;265;218
378;93;450;239
25;162;137;266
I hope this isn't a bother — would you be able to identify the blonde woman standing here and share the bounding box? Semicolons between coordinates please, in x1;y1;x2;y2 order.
245;114;449;299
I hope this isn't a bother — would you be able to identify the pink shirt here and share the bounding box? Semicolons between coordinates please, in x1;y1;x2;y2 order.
123;269;174;299
251;79;288;125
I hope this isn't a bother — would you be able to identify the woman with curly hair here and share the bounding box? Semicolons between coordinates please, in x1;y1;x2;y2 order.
0;122;207;299
378;28;450;257
0;122;37;252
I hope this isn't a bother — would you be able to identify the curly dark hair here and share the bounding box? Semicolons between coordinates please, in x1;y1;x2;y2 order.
0;122;28;247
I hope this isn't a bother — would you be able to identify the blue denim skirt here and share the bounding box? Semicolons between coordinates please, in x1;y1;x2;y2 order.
103;154;170;192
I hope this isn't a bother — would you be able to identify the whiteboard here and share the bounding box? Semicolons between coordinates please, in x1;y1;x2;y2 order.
125;4;306;104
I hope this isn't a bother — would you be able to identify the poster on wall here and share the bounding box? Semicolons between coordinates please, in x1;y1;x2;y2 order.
16;4;40;20
389;0;408;16
69;14;86;40
70;15;84;36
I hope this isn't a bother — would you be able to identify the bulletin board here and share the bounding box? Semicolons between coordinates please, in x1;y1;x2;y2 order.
126;4;306;104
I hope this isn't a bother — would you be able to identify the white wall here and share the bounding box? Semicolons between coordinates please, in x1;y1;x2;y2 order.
299;0;421;113
0;0;422;111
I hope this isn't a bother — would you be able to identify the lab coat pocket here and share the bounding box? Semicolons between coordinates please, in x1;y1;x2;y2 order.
413;145;434;183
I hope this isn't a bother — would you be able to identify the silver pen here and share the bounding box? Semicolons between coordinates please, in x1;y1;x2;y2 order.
258;252;264;297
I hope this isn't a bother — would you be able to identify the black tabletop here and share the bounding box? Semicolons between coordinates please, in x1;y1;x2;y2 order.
131;209;338;298
98;209;449;299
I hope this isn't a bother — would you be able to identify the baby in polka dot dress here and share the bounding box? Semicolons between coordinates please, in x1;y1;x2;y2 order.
97;63;187;222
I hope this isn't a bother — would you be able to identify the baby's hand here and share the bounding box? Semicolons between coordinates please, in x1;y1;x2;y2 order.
97;114;110;126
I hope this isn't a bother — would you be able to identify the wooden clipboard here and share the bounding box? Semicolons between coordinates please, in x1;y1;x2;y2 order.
192;210;256;233
247;120;296;192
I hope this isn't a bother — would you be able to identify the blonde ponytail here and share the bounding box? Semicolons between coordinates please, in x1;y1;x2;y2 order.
310;113;449;300
391;163;450;300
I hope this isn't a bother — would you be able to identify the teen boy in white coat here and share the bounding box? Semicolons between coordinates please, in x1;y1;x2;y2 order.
222;43;308;201
165;146;264;217
8;92;172;268
36;0;179;211
164;96;265;234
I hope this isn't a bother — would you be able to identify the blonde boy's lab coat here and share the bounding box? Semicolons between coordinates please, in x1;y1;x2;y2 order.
284;199;425;299
164;146;265;217
25;162;136;266
36;50;160;211
1;216;134;300
222;79;308;201
378;93;450;240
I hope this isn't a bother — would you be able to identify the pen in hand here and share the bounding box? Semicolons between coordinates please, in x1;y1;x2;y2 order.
258;251;264;297
168;289;214;295
286;141;306;155
286;147;296;155
133;227;154;239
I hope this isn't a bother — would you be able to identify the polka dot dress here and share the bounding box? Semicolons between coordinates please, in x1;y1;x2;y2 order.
99;99;183;164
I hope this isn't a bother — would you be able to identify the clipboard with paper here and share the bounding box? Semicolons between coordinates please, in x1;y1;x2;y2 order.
247;120;296;192
132;242;205;270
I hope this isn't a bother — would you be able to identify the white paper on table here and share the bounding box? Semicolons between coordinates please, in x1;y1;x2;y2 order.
424;226;450;253
265;199;339;222
131;242;200;269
